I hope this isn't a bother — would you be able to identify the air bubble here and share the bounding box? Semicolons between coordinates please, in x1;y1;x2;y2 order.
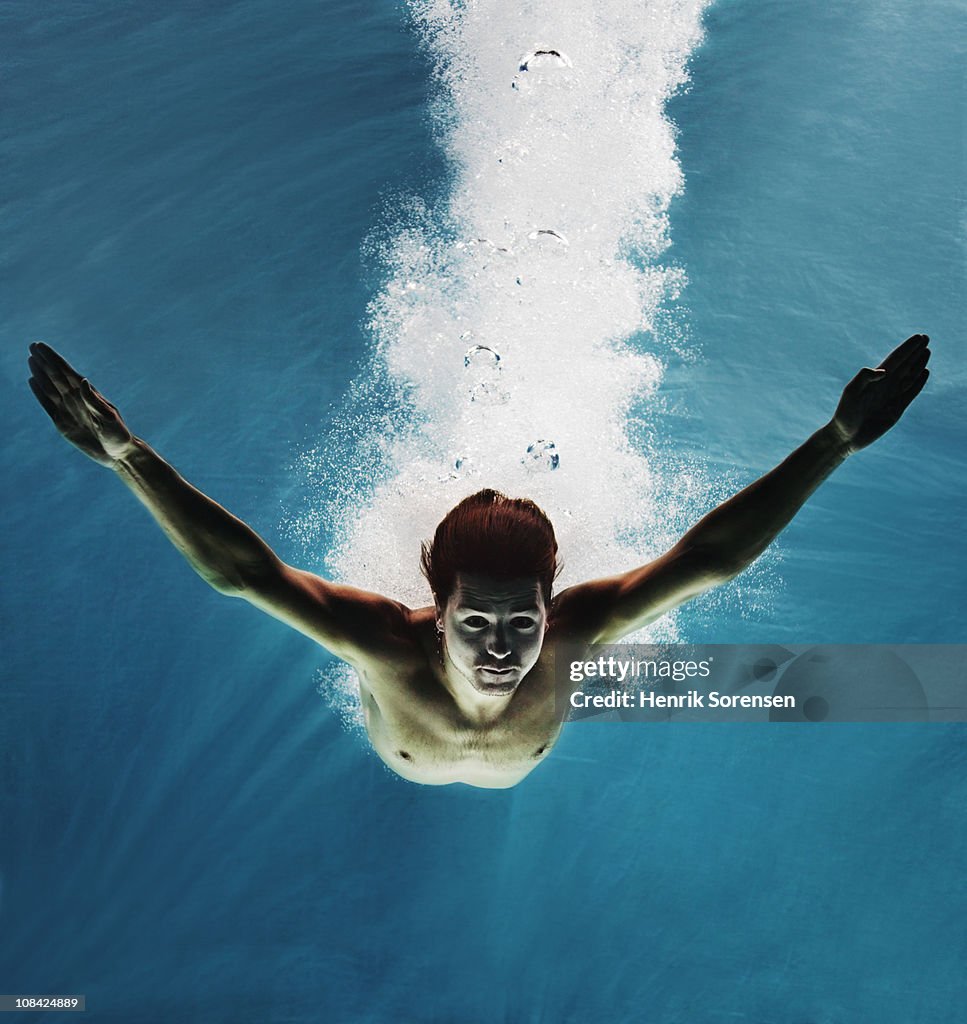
518;49;572;73
512;48;574;91
464;345;501;370
439;455;475;482
469;381;509;405
465;345;505;402
457;238;509;256
522;440;560;471
528;229;569;249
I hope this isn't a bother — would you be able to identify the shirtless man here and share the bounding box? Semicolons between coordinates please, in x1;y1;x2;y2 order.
27;336;930;787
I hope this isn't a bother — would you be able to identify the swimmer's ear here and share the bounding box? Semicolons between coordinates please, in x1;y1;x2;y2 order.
433;591;452;633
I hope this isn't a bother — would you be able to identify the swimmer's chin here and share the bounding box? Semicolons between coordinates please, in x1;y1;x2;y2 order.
470;668;522;696
473;684;518;697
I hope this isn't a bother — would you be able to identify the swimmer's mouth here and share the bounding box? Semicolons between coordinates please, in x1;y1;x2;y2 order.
478;665;518;674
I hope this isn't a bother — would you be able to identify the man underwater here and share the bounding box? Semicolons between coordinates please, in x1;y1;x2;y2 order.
28;336;930;787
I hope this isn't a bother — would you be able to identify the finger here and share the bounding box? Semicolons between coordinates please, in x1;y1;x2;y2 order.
65;395;106;446
904;368;929;404
891;346;930;388
877;334;928;373
66;374;120;416
29;342;85;390
61;388;89;423
876;334;927;374
27;353;58;390
857;367;886;386
30;341;84;381
891;369;929;419
894;339;931;379
28;366;62;404
28;350;73;396
846;367;876;390
92;386;121;415
29;377;68;427
81;377;116;414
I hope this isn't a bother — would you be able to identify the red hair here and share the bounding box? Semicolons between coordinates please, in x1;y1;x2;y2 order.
421;489;560;605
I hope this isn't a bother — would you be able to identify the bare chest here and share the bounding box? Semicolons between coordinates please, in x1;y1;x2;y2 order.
355;658;564;788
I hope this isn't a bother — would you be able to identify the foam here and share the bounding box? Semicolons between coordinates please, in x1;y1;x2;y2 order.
288;0;714;720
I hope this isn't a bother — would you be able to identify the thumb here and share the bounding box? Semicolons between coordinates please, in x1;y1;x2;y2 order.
860;367;887;384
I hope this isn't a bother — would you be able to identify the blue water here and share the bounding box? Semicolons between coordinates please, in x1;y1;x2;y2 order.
1;1;964;1022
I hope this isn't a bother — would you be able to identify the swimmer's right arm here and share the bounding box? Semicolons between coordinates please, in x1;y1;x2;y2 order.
113;438;409;660
27;342;408;663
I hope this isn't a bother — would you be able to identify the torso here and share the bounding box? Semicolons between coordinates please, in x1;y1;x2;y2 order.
351;605;586;788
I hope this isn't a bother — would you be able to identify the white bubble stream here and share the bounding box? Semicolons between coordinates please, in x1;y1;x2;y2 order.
287;0;716;725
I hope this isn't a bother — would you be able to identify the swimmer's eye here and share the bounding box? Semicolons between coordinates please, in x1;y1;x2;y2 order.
510;617;538;629
463;615;488;628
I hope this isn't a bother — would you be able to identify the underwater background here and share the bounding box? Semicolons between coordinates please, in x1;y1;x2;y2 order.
1;1;964;1021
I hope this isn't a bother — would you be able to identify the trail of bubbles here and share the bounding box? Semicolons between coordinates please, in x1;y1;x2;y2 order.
287;0;713;723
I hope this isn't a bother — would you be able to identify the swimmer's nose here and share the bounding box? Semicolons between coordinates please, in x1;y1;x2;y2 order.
486;624;512;658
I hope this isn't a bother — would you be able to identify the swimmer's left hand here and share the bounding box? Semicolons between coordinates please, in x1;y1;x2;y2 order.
829;334;930;455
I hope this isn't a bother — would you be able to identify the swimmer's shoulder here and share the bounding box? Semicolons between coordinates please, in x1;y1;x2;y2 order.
355;604;448;709
398;604;441;665
545;583;608;646
238;561;427;666
350;599;437;672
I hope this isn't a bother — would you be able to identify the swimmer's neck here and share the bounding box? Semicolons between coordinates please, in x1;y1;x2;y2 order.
439;651;520;724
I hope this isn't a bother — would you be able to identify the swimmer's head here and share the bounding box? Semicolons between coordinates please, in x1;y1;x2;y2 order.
421;489;559;607
436;572;548;696
422;490;559;695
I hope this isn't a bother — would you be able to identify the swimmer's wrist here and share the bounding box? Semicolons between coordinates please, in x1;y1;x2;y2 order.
818;420;854;462
111;437;149;473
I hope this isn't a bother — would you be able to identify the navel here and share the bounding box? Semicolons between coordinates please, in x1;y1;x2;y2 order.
397;750;413;762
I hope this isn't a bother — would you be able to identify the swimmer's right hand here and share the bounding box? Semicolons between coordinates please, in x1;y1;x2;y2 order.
28;342;136;467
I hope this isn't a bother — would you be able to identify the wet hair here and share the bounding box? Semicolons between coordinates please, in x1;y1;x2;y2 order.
421;489;560;606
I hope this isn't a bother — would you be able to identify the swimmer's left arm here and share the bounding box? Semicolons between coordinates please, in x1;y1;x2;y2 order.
562;334;931;642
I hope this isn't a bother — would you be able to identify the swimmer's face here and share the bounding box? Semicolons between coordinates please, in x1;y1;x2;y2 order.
438;573;548;696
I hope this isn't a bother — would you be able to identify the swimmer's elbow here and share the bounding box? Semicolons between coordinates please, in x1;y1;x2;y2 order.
161;519;283;597
197;555;279;597
200;569;247;596
707;544;767;583
665;540;742;591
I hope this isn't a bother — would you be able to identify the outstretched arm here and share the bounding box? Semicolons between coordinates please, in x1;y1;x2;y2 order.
557;334;931;642
27;342;409;663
